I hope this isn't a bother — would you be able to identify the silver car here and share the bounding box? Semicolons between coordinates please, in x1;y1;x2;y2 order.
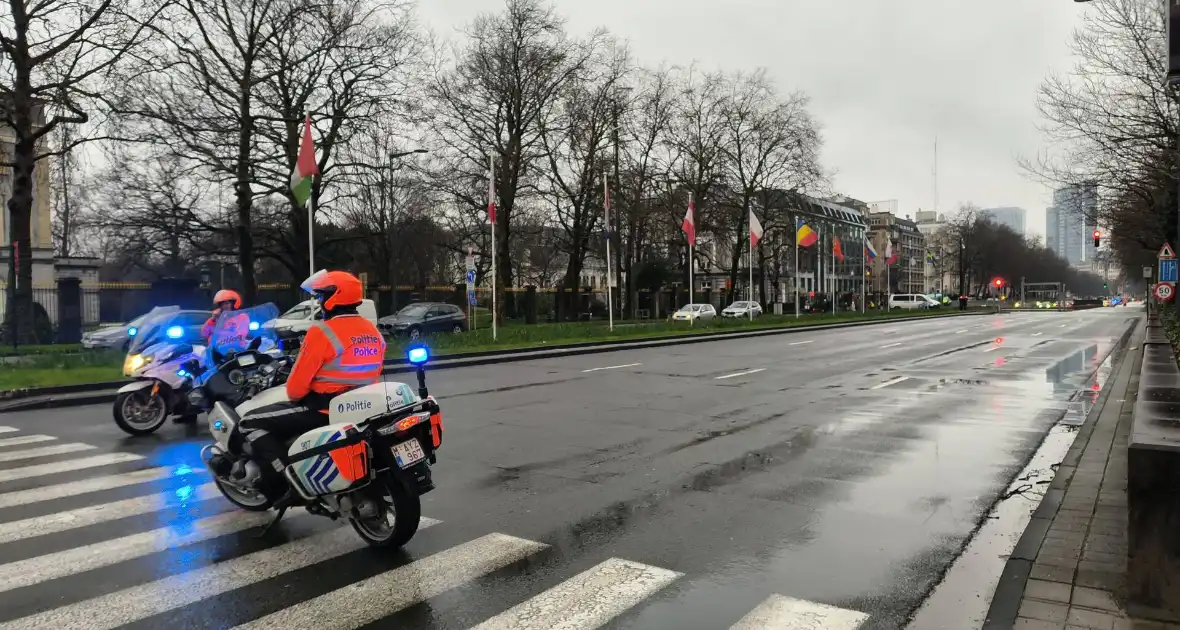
82;310;173;351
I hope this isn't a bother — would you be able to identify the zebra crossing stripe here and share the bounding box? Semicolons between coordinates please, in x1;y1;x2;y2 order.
0;518;440;630
469;558;683;630
0;452;145;483
0;510;273;593
729;594;869;630
0;482;221;544
0;428;20;435
0;443;94;463
0;435;57;449
0;466;204;509
231;532;547;629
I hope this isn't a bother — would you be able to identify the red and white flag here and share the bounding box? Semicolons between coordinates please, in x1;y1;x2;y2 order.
885;240;898;265
749;210;763;248
487;155;496;224
682;196;696;244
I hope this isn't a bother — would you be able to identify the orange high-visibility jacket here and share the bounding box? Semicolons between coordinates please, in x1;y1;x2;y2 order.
286;315;386;401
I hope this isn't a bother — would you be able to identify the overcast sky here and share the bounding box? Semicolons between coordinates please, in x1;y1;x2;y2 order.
417;0;1086;238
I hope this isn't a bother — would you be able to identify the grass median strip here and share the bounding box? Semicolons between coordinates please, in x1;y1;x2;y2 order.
0;308;984;391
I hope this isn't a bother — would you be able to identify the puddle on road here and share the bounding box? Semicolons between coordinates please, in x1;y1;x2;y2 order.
906;349;1114;629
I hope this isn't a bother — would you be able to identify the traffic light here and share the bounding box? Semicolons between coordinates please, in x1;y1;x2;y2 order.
1093;229;1101;248
992;277;1004;289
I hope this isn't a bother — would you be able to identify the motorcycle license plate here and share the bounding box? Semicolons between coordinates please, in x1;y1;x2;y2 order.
237;355;256;367
391;438;425;468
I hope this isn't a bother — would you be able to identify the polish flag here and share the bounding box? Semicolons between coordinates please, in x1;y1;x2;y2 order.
885;241;899;265
683;196;696;244
749;209;763;248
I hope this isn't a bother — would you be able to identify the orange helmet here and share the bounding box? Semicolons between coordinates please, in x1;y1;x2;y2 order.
301;269;363;311
212;289;242;310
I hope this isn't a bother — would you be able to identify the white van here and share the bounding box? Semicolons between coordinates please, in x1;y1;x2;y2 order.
261;298;379;334
888;294;940;310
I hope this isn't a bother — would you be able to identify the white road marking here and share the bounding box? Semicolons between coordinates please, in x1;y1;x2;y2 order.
0;482;220;544
730;594;869;630
0;510;273;593
0;466;205;509
1032;332;1043;337
715;368;767;380
881;342;902;349
870;376;910;390
955;329;968;333
0;442;94;463
0;519;440;630
789;340;813;346
0;452;144;483
0;427;19;434
1060;324;1067;327
470;558;683;630
235;533;545;630
984;346;1000;353
582;362;642;373
0;434;56;448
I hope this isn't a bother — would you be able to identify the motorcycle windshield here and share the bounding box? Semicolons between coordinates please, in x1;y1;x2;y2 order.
126;306;189;355
207;303;281;358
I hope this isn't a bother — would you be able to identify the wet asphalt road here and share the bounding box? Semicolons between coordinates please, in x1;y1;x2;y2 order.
0;308;1140;629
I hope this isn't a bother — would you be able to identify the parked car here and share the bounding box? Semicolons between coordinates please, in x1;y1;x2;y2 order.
83;308;182;351
888;294;940;310
378;302;468;339
721;301;763;318
261;298;378;335
671;303;717;323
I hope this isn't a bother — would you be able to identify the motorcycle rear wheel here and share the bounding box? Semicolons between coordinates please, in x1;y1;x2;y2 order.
113;390;169;436
348;476;420;548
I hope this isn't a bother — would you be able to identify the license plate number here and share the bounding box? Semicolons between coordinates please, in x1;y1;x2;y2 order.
391;438;425;468
237;355;256;366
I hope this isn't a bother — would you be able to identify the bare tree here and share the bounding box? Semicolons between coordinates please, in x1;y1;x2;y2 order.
0;0;163;342
428;0;598;317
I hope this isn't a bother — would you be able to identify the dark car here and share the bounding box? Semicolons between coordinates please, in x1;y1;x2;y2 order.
378;302;468;339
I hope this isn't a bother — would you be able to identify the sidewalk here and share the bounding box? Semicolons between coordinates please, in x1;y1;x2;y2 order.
987;321;1180;629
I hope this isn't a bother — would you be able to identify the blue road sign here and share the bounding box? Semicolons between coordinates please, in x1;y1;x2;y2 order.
466;270;475;283
1162;258;1178;284
468;290;476;306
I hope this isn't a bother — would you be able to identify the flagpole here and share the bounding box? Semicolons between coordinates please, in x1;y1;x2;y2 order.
794;214;800;319
748;228;754;322
308;197;316;278
860;232;866;314
604;175;614;332
831;231;836;316
489;153;497;342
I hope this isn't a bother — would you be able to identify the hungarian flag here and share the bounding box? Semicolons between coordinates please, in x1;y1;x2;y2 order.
749;209;763;248
796;218;817;247
290;115;318;207
885;241;899;265
832;236;845;262
683;196;696;244
487;155;496;224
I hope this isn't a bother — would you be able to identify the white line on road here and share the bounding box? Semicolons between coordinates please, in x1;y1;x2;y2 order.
984;346;1000;353
0;452;144;484
1060;324;1068;327
0;442;94;463
0;519;439;630
581;363;642;373
0;428;19;435
470;558;683;630
0;466;206;509
236;532;540;630
789;340;813;346
881;342;902;349
870;376;910;390
730;594;869;630
0;434;56;448
715;368;767;380
956;329;968;333
1032;332;1043;337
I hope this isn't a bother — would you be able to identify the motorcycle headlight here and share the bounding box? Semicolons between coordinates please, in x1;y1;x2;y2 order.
125;354;146;374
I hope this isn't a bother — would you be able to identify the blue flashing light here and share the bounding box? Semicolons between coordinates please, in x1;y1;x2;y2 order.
177;369;188;378
248;321;260;331
213;420;224;431
128;326;138;337
407;346;429;365
166;326;184;339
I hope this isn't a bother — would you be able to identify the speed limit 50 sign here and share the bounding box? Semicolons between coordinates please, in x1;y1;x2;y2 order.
1155;282;1175;301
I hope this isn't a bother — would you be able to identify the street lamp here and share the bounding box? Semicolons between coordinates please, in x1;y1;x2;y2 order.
389;149;428;160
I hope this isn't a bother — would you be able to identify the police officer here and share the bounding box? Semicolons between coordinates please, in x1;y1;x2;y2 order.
202;289;242;342
234;270;386;503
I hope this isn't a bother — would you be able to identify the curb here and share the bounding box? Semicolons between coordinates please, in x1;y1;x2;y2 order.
0;309;992;413
981;316;1143;629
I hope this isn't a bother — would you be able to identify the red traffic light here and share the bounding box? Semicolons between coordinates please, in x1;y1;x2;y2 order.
1093;229;1101;239
992;277;1004;288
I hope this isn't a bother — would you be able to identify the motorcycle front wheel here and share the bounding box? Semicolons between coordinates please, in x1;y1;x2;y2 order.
113;389;169;436
212;475;274;511
348;475;420;548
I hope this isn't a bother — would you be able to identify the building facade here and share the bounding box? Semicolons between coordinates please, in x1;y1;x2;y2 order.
1046;183;1096;267
866;211;927;294
981;206;1027;236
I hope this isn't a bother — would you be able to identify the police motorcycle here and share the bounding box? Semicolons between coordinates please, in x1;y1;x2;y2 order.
201;346;443;548
114;304;282;436
181;303;288;412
